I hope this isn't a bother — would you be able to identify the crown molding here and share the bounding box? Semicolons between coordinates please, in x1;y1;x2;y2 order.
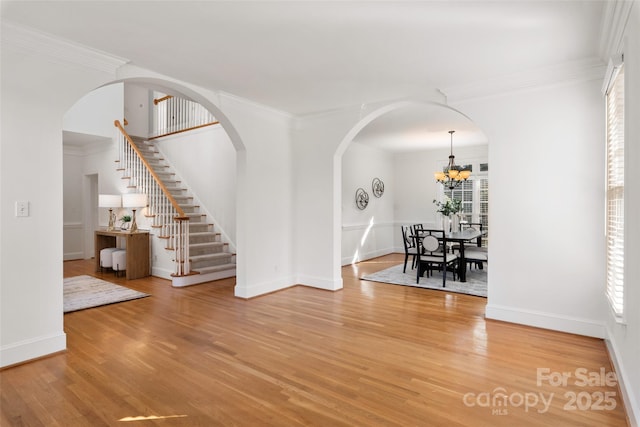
1;22;128;74
218;90;293;122
598;0;635;60
441;57;606;103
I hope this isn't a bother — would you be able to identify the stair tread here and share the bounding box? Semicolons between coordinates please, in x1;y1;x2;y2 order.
190;253;232;261
193;264;236;274
190;242;224;248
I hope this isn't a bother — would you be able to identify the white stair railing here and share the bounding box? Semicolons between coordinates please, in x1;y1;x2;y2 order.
115;120;191;276
151;93;218;139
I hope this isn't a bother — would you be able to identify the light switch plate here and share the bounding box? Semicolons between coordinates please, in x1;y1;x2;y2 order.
15;201;29;217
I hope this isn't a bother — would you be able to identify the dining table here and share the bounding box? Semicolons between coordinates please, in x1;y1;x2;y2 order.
416;228;483;282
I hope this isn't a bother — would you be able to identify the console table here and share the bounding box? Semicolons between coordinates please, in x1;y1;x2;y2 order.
94;229;150;280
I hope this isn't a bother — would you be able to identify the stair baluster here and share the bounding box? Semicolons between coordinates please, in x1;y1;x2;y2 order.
114;120;191;276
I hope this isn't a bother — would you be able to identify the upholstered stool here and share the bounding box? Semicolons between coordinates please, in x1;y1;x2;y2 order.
112;249;127;277
99;247;119;272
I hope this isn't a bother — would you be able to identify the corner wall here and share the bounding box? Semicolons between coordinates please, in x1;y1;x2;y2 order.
341;142;395;265
0;24;124;367
452;79;607;338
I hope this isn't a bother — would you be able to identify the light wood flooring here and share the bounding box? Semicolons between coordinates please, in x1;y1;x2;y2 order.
0;254;629;426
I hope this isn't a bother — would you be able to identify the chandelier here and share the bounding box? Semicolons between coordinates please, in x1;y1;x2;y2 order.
434;130;471;190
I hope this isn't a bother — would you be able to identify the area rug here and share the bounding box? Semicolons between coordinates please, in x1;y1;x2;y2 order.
64;275;150;313
360;264;487;297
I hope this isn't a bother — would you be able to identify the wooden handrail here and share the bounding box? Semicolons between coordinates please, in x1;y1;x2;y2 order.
153;95;173;105
148;121;220;141
114;120;185;218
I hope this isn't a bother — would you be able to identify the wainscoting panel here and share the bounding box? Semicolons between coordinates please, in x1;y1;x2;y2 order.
64;222;84;261
342;221;395;265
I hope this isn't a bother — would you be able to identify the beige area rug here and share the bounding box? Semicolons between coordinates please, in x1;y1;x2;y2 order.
64;275;150;313
361;263;487;297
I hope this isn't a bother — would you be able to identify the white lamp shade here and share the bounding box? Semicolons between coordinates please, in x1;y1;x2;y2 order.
98;194;121;208
122;193;148;208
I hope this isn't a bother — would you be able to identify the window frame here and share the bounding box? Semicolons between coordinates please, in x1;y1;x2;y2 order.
440;159;489;247
603;56;625;322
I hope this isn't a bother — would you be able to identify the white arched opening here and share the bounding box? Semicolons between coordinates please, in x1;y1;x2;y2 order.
62;76;248;288
334;99;489;292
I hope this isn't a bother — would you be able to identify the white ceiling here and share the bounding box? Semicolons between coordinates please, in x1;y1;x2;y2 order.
1;1;607;151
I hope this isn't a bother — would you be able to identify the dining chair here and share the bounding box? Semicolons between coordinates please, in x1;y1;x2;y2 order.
462;222;486;248
464;248;488;270
460;222;488;269
401;225;419;273
413;229;458;287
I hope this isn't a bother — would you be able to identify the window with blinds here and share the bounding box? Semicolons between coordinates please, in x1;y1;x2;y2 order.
605;64;624;318
445;173;489;247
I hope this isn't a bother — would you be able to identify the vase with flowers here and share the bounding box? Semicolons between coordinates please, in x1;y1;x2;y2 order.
433;197;462;232
119;214;132;230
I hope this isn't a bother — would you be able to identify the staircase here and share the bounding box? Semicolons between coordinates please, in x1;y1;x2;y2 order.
115;121;236;287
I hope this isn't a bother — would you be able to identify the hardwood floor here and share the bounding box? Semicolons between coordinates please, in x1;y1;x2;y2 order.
1;254;629;426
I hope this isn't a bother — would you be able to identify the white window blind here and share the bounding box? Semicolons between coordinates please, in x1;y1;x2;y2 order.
445;174;489;247
605;64;624;318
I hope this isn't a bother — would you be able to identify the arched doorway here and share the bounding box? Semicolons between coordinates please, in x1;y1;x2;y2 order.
62;77;246;287
334;100;489;295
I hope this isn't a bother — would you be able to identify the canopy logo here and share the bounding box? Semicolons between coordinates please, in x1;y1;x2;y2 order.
462;367;619;416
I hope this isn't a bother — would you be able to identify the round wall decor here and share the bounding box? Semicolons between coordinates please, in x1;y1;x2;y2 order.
372;177;384;198
355;188;369;210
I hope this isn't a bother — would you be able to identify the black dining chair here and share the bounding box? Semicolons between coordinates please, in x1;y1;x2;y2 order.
460;222;488;270
401;225;419;273
413;229;458;287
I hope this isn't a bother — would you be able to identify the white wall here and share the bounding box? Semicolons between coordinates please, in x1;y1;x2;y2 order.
605;3;640;423
341;142;395;265
156;125;237;249
124;83;151;137
0;24;123;367
63;83;123;137
452;80;607;339
293;107;365;291
394;144;488;227
63;148;86;260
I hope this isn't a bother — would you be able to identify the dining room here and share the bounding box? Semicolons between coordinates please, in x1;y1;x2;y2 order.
341;103;489;297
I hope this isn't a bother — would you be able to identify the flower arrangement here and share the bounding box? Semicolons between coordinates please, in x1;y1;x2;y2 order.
433;197;462;216
119;214;132;228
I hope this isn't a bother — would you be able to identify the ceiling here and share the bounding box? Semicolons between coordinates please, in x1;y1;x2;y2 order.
1;1;607;151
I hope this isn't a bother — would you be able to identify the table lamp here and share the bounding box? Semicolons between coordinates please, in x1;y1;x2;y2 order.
122;193;148;233
98;194;121;231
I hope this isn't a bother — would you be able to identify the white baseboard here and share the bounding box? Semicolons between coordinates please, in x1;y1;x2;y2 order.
341;248;395;266
485;304;606;338
234;275;343;298
63;252;84;261
234;276;296;299
172;269;236;287
0;332;66;368
151;266;173;280
297;275;343;291
605;334;639;427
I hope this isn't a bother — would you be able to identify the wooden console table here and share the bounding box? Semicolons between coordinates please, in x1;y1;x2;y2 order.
94;229;150;280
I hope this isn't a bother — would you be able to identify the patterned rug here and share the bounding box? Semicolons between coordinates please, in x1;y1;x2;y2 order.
64;275;150;313
360;263;487;297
